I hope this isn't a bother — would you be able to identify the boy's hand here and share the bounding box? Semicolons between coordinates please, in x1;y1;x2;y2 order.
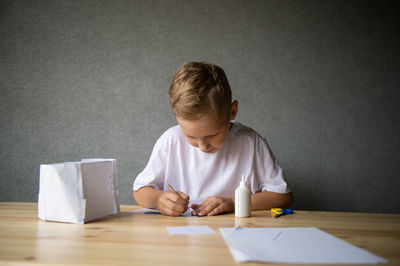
156;191;190;216
191;196;234;216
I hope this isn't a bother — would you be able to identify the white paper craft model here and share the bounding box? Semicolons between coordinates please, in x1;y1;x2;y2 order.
38;158;120;224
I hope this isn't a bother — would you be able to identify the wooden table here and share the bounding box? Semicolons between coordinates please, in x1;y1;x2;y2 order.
0;202;399;265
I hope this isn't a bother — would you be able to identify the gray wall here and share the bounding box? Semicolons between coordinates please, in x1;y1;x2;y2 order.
1;0;399;213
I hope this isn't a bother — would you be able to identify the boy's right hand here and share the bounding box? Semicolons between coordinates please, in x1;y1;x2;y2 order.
156;191;190;216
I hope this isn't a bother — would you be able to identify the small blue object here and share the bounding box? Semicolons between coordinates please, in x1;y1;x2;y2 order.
282;209;293;215
271;208;294;218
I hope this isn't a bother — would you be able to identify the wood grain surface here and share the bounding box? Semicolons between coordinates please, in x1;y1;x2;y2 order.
0;202;399;266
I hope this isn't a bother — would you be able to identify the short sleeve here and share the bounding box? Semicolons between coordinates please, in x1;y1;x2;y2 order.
133;135;168;191
252;137;291;194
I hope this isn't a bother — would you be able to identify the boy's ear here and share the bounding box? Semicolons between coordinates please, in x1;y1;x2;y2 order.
230;100;238;120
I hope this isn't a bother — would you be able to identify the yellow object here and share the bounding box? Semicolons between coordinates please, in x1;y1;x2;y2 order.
271;208;283;217
271;208;283;214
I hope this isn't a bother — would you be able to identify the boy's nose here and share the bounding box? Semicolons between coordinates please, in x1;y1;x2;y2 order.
197;139;210;152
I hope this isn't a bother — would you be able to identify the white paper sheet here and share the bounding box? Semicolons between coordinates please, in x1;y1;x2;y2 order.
219;226;387;264
167;226;215;235
130;208;195;216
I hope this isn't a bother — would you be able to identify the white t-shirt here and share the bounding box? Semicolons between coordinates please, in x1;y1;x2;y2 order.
133;121;290;205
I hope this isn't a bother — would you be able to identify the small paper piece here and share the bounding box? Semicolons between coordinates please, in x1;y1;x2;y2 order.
129;208;160;214
219;226;387;264
130;208;195;216
167;226;215;235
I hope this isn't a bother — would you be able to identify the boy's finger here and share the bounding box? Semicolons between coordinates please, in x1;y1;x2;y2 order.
198;202;219;216
158;201;175;216
163;199;187;215
207;205;224;216
191;204;199;215
166;191;188;204
196;205;208;216
194;200;212;215
171;194;189;206
168;192;189;206
191;204;199;210
177;191;190;201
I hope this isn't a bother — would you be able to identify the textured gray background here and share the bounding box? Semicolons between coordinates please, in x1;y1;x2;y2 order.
1;0;399;212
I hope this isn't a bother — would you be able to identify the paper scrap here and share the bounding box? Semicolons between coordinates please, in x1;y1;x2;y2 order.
219;227;387;264
167;226;215;235
130;208;194;216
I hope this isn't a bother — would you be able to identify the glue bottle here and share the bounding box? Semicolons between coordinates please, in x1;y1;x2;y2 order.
235;175;251;217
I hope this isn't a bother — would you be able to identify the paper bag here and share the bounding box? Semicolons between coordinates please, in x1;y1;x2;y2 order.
38;158;120;224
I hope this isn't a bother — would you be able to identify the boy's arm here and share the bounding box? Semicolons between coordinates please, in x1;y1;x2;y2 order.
133;186;163;208
251;191;293;210
133;186;190;216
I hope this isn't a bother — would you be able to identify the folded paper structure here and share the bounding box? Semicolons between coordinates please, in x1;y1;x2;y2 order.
38;158;120;224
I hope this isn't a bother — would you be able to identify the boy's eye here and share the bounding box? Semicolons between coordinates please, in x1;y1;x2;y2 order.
206;133;219;138
186;131;220;140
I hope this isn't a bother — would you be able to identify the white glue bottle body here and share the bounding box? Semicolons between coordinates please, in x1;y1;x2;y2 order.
235;175;251;217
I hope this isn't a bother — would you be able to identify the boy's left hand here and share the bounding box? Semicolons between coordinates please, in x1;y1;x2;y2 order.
191;196;234;216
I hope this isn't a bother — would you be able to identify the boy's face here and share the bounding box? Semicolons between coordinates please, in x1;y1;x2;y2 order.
177;101;238;154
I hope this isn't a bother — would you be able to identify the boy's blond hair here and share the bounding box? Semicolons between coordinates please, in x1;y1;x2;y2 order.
169;62;232;122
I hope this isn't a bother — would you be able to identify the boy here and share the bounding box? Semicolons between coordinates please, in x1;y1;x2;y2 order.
133;62;292;216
